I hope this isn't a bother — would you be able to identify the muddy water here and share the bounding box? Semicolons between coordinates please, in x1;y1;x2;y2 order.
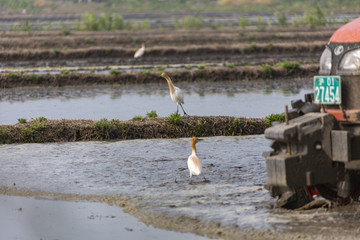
0;80;312;124
1;136;360;239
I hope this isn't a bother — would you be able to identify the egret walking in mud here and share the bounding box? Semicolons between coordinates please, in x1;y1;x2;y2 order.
134;43;145;58
188;137;207;184
160;72;188;116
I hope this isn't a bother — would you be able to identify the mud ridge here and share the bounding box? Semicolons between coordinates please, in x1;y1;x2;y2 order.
0;65;318;88
0;42;325;62
0;116;267;144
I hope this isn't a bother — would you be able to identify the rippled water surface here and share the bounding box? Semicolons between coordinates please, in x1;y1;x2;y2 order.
0;80;312;124
2;136;360;239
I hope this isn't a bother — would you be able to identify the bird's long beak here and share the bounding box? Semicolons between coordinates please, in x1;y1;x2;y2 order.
198;138;204;141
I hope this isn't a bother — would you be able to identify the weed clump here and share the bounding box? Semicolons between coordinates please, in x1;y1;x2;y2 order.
168;113;183;125
139;70;151;76
131;116;145;121
225;62;234;68
261;64;274;78
94;118;117;140
109;69;122;75
191;120;210;137
146;110;158;118
276;61;300;71
0;129;10;144
60;69;70;75
32;123;45;131
249;44;257;52
265;113;285;126
226;119;243;136
35;116;47;122
30;74;40;83
18;118;27;124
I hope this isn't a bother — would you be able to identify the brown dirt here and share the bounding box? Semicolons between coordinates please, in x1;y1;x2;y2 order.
0;28;333;49
0;27;329;65
0;116;267;143
0;42;324;62
0;65;318;88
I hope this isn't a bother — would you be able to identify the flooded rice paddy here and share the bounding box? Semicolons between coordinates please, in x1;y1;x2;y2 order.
1;136;360;239
0;80;312;124
3;78;360;239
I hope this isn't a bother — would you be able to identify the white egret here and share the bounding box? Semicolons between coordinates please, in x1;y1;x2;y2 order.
160;72;188;116
187;137;206;184
134;43;145;58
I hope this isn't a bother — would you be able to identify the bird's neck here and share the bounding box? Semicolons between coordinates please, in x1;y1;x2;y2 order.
166;79;175;94
191;143;197;155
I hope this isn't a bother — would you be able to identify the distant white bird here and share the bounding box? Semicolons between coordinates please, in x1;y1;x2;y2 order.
134;43;145;58
187;137;205;184
160;72;188;116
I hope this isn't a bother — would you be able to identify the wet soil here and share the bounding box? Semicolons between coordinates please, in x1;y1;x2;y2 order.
0;27;328;68
1;136;360;240
0;116;266;143
0;65;318;88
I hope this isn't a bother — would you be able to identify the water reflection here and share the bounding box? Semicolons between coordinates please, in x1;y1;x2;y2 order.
0;80;312;125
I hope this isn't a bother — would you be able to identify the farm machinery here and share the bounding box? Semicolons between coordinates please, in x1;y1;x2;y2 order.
263;18;360;209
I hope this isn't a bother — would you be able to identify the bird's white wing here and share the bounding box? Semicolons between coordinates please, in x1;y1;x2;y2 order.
187;155;202;176
134;48;144;58
173;86;185;104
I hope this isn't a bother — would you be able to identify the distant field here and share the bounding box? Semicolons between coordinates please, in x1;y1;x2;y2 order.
1;0;360;14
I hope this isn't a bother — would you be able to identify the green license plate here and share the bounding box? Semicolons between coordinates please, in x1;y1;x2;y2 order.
314;76;341;104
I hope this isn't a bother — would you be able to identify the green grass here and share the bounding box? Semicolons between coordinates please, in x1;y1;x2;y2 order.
197;65;205;70
84;37;94;44
21;128;35;143
109;69;122;75
34;116;47;122
225;119;242;136
94;118;117;140
8;72;15;78
168;113;183;125
30;73;40;83
249;44;257;52
32;123;45;131
60;69;70;75
276;61;300;71
225;62;234;68
265;113;285;126
146;110;158;118
261;64;274;78
153;67;166;72
131;116;145;121
0;129;10;144
139;70;152;76
17;118;27;124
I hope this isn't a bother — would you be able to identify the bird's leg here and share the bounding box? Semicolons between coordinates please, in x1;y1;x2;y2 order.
189;175;192;184
180;104;189;116
176;104;179;114
203;175;210;182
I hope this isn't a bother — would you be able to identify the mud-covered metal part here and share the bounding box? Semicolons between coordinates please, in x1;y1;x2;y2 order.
264;17;360;209
265;113;338;187
288;93;320;120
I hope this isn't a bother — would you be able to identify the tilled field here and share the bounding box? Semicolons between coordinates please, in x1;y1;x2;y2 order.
0;27;332;68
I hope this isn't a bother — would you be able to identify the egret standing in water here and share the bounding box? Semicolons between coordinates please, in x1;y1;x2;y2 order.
187;137;206;184
160;72;188;116
134;43;145;58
